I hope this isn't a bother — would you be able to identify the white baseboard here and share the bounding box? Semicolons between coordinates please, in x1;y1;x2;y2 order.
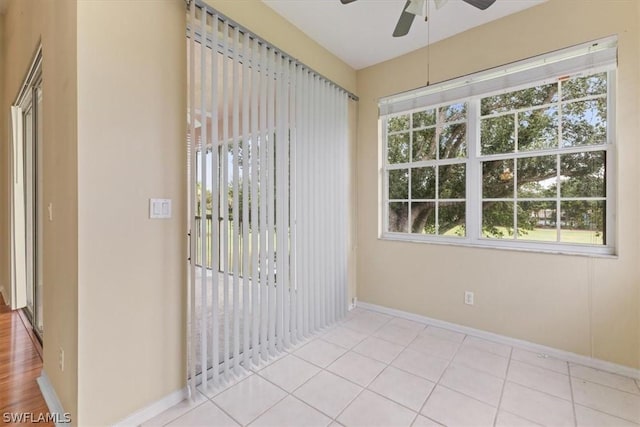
37;371;69;426
357;301;640;380
113;387;188;427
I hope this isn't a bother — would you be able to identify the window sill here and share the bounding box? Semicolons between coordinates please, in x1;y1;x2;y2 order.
379;232;618;259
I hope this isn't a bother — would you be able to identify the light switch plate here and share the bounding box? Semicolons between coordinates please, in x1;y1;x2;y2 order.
149;198;172;219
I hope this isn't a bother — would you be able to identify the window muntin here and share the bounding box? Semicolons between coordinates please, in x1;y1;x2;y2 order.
382;69;613;255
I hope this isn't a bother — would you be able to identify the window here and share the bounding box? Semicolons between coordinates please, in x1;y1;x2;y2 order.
381;38;616;255
386;103;468;236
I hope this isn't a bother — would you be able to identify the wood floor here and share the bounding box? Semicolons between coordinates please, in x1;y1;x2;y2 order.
0;295;52;426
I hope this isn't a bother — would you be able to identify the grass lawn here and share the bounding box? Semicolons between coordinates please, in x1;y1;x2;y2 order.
440;225;603;245
194;220;257;273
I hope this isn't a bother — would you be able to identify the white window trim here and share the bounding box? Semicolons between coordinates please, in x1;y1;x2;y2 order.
379;38;617;257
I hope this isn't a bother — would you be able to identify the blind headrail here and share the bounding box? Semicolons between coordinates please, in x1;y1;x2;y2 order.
192;0;359;102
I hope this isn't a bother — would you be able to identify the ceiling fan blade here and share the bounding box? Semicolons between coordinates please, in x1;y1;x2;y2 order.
462;0;497;10
393;0;418;37
340;0;358;4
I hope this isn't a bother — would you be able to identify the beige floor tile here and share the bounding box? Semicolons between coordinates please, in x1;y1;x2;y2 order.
200;370;254;398
495;411;542;426
294;371;363;418
411;415;443;426
386;317;426;332
322;326;368;349
452;345;509;378
420;326;466;343
572;378;640;423
353;336;405;364
510;348;568;375
249;395;331;427
342;316;387;335
327;351;387;387
570;364;640;395
337;390;416;427
141;393;208;426
501;381;574;427
508;359;572;400
258;354;321;392
440;363;504;406
374;323;421;346
575;404;640;427
212;375;287;425
421;385;496;427
462;336;512;358
392;348;450;382
294;339;348;368
408;334;460;360
368;366;435;411
166;401;239;427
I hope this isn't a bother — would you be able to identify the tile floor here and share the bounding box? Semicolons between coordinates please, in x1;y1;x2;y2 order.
142;308;640;427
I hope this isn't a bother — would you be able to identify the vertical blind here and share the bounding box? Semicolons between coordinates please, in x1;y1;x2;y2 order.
187;3;350;393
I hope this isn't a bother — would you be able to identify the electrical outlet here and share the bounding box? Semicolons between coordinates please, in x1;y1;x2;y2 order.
464;291;474;306
58;347;64;372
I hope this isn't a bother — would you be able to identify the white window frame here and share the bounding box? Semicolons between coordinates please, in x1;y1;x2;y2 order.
379;38;617;257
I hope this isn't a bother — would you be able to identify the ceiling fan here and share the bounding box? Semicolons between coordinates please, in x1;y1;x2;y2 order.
339;0;497;37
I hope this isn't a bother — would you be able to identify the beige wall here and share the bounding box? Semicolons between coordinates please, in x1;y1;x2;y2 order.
356;0;640;369
1;0;79;419
0;6;7;305
76;1;186;425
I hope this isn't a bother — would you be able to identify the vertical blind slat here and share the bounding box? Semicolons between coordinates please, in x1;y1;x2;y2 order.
221;20;230;378
241;30;251;370
199;8;208;391
275;53;283;351
210;14;220;385
285;59;295;346
267;49;276;357
302;70;311;338
250;36;261;366
258;41;269;361
231;26;241;373
308;75;316;334
188;3;197;398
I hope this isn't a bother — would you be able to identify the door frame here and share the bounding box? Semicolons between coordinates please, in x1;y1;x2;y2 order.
10;46;44;339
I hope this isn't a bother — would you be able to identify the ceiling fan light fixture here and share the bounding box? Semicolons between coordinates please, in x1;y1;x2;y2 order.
406;0;426;16
434;0;448;10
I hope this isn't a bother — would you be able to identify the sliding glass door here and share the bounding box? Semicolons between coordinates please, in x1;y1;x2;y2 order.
12;53;44;339
187;4;350;393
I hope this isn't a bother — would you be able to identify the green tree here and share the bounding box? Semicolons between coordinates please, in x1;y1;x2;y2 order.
195;182;213;215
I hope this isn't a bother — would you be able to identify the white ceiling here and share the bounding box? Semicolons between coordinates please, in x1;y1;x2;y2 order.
263;0;546;70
